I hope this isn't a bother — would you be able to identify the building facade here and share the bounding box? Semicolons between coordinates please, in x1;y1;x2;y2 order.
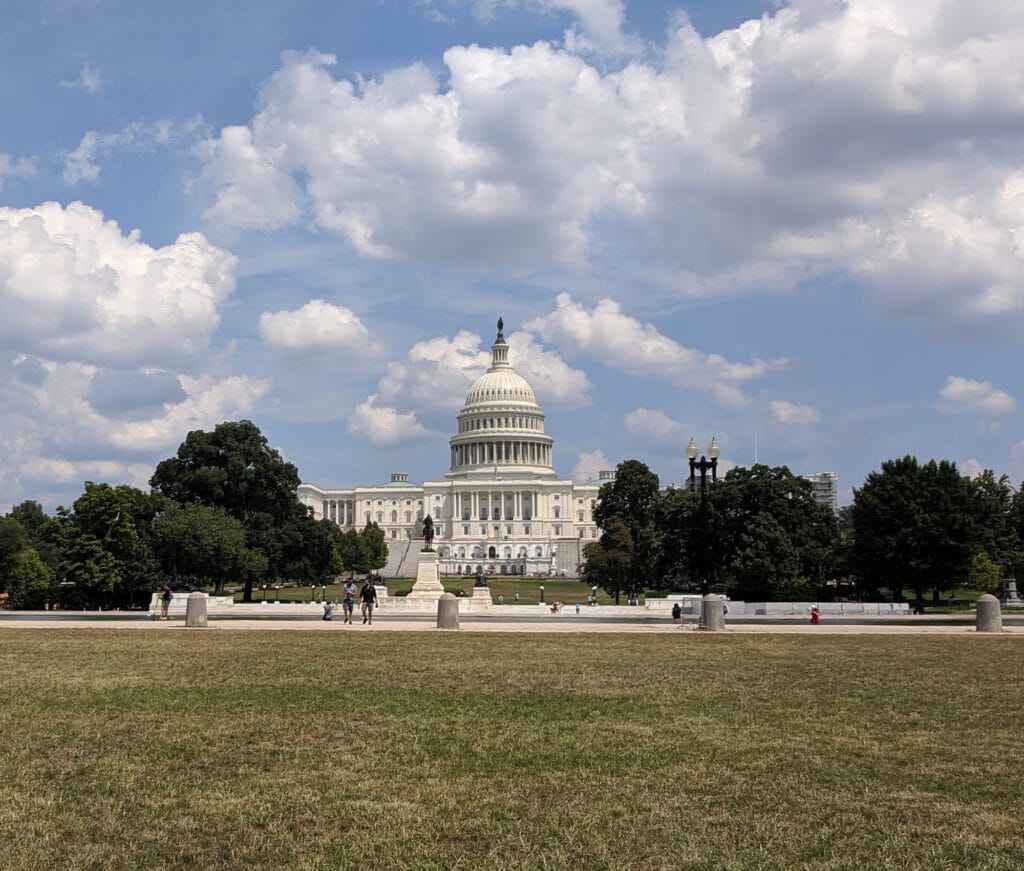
298;321;612;578
804;472;838;513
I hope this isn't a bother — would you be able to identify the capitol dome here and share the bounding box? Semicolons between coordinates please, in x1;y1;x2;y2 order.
446;319;555;480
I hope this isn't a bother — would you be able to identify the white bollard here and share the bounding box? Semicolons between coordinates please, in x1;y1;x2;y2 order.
437;592;460;630
185;592;208;628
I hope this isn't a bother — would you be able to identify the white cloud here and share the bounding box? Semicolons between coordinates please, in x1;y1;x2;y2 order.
260;299;371;354
196;2;1024;331
959;458;985;480
0;200;272;507
348;395;429;446
0;201;237;365
349;323;587;446
60;62;104;94
623;407;685;445
572;448;611;483
64;117;204;185
525;294;782;406
507;330;591;407
769;399;821;425
0;153;36;188
936;376;1015;415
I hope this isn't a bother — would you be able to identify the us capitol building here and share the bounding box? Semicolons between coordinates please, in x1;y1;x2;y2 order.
298;320;613;579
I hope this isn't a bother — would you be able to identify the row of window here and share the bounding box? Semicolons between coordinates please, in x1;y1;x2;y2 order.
459;416;541;433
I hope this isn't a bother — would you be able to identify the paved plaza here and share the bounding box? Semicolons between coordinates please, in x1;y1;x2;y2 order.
2;613;1021;635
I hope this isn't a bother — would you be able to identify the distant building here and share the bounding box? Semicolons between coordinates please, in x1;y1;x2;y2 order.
804;472;838;513
298;320;614;578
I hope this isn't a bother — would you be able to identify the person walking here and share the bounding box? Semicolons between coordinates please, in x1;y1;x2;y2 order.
342;579;357;624
159;584;173;620
671;602;682;626
360;578;378;625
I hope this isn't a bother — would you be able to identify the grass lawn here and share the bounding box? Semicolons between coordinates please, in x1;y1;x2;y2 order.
0;631;1021;870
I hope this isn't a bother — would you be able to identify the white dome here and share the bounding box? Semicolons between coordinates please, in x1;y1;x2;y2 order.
447;319;555;480
464;368;537;407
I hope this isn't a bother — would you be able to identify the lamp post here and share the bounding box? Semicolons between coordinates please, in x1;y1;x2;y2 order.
686;437;720;594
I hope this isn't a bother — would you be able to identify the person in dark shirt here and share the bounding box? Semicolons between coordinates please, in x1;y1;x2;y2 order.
360;579;378;625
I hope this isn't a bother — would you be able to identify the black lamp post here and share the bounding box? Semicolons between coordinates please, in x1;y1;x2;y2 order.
686;436;720;594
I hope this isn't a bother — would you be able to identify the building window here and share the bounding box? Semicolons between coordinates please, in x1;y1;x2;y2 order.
405;511;412;523
592;528;598;538
523;524;530;535
506;525;513;535
553;506;560;519
554;525;561;535
463;525;470;535
364;512;370;524
578;511;584;521
535;546;543;557
553;494;559;501
391;510;398;522
480;525;487;536
376;512;383;522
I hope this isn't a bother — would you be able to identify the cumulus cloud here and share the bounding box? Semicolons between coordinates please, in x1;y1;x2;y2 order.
60;62;104;94
525;294;782;406
572;448;611;483
260;299;371;354
0;153;36;189
936;375;1015;415
196;2;1024;331
64;117;204;185
959;458;985;480
348;395;429;446
0;200;271;507
769;399;821;425
0;201;237;365
347;324;588;445
623;407;685;445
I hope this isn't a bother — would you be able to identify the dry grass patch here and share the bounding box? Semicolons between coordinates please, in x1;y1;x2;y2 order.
0;630;1021;870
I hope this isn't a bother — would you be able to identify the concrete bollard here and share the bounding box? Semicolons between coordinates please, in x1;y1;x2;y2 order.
976;593;1002;633
701;594;725;631
185;592;208;628
436;592;460;630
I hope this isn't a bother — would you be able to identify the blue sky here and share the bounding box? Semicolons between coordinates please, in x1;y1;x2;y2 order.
2;0;1023;510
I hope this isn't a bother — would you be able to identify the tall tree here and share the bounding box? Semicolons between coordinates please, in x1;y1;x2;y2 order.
71;483;164;606
150;420;308;600
852;457;976;605
592;460;661;601
581;519;636;603
360;522;388;574
6;548;54;610
0;516;30;593
152;503;267;594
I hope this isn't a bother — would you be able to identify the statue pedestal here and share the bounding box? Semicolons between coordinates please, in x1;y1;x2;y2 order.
471;584;493;609
408;550;445;599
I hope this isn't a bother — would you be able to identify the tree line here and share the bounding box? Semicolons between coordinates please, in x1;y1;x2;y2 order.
583;457;1024;606
0;421;387;609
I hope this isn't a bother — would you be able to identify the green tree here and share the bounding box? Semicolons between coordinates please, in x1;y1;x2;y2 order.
967;551;1003;595
0;516;30;593
581;519;636;603
338;528;369;575
40;511;122;609
71;482;164;606
592;460;660;601
360;522;388;574
150;420;309;600
6;548;54;610
152;503;267;594
7;501;58;569
729;511;801;599
969;471;1018;576
852;457;976;605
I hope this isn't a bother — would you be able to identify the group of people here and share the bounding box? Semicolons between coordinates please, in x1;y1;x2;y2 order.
322;578;379;625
